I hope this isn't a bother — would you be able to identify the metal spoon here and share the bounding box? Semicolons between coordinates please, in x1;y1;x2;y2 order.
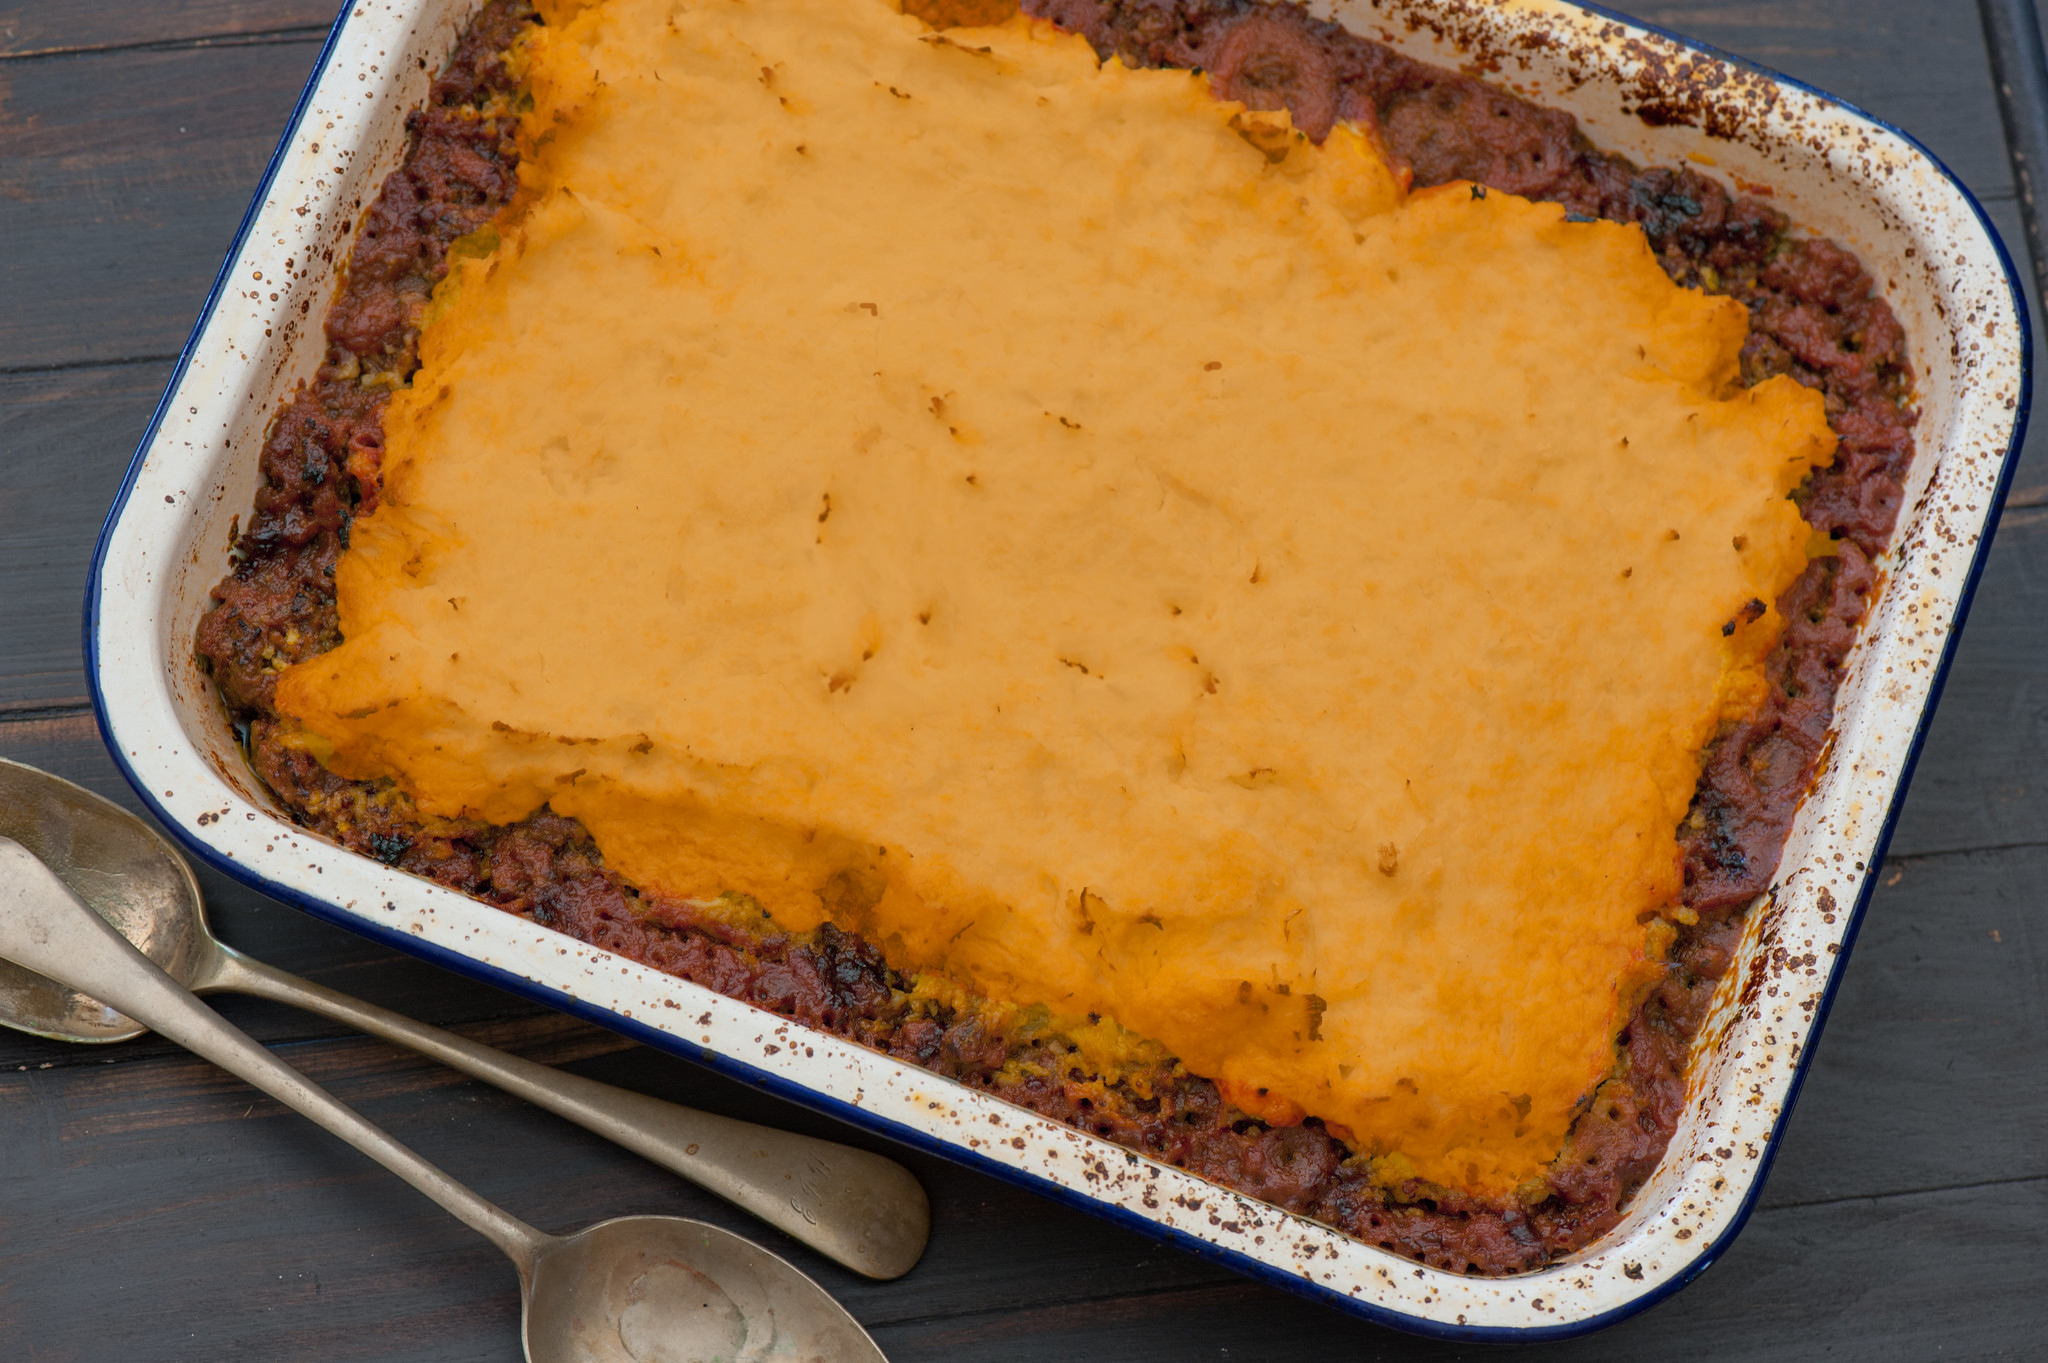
0;835;886;1359
0;758;927;1281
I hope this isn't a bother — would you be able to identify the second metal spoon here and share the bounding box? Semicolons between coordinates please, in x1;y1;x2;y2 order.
0;835;889;1362
0;757;928;1280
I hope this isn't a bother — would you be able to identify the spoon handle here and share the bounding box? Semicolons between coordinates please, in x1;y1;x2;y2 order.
0;838;548;1277
201;943;929;1280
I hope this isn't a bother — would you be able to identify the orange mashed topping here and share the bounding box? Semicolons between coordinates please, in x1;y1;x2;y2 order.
278;0;1833;1192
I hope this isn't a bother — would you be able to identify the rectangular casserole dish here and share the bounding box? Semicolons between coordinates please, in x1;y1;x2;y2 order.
87;0;2030;1339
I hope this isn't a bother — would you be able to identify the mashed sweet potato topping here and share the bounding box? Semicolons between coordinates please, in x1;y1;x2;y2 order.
277;0;1833;1192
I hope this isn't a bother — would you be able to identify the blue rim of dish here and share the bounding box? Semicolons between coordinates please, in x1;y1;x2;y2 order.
81;0;2035;1343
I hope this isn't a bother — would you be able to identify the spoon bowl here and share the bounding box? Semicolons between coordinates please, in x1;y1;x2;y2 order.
0;758;205;1042
526;1216;886;1362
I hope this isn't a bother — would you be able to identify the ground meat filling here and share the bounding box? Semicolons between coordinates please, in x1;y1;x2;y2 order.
194;0;532;707
197;0;1916;1276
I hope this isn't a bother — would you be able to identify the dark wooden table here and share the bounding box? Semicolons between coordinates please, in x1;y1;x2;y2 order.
3;1;2045;1357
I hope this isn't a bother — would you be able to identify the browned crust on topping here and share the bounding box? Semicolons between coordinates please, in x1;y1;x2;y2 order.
197;0;1913;1275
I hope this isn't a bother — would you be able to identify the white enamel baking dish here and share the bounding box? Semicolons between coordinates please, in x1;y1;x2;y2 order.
87;0;2030;1339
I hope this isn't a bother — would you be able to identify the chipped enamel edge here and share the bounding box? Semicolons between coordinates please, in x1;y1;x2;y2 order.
85;0;2028;1339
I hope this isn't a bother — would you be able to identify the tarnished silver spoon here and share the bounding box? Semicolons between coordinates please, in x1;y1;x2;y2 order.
0;757;927;1281
0;834;889;1362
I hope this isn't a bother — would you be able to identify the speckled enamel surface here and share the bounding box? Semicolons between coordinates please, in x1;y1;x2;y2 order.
87;0;2028;1339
